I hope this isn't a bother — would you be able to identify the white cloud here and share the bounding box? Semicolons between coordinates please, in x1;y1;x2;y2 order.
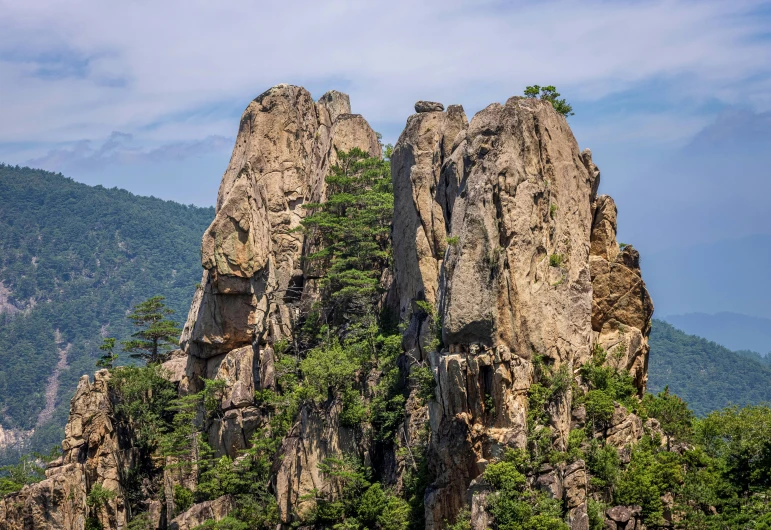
25;132;231;172
1;0;770;155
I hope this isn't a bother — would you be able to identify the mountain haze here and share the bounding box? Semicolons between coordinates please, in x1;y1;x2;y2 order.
663;312;771;355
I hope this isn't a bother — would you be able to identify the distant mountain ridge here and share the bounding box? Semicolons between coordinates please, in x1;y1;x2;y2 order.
0;163;213;459
648;319;771;416
662;312;771;355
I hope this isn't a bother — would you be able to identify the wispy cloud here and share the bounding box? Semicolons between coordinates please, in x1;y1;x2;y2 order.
1;0;770;148
26;132;231;172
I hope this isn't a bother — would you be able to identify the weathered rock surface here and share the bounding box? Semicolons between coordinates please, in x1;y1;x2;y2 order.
393;97;598;527
179;85;380;525
182;84;380;360
0;87;655;530
604;505;644;530
0;371;128;530
273;401;362;523
415;101;445;113
590;195;653;393
391;96;652;527
391;102;468;361
168;495;235;530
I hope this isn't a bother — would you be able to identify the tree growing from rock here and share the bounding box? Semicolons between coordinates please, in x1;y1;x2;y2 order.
121;295;181;364
301;147;393;325
524;85;574;117
95;337;119;369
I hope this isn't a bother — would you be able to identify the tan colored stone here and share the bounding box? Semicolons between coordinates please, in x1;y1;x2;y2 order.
185;85;380;359
169;495;235;530
590;195;654;393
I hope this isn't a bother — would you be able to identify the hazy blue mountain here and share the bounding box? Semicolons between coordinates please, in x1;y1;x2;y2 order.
662;312;771;355
642;234;771;320
648;319;771;416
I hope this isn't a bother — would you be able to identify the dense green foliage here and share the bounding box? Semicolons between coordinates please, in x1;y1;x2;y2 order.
301;147;393;323
484;451;568;530
524;85;574;117
648;319;771;416
0;164;212;458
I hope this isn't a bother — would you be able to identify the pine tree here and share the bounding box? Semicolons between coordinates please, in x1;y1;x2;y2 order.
95;337;119;369
524;85;574;117
301;147;393;324
121;296;181;364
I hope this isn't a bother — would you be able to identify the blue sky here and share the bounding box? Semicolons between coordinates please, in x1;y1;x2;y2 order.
1;0;770;261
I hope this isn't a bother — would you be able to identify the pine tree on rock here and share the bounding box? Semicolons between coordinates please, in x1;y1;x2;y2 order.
95;337;119;369
121;295;181;364
301;147;393;325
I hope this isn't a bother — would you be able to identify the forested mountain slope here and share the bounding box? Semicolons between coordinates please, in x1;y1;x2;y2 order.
0;164;213;457
648;319;771;416
663;311;771;354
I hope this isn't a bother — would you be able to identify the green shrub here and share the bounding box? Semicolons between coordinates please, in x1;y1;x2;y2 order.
173;485;194;514
109;364;177;451
340;387;367;427
642;386;693;447
446;508;472;530
126;513;152;530
299;341;362;402
412;365;436;404
524;85;574;117
584;390;615;431
549;254;564;267
585;440;619;489
587;499;606;530
484;459;568;529
86;484;117;508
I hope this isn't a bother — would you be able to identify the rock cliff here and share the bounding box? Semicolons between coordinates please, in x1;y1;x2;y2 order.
0;86;654;530
0;371;130;530
390;97;652;528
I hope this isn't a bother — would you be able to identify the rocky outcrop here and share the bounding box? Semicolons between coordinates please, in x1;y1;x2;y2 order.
273;401;363;522
391;101;468;361
589;195;653;393
0;371;128;530
0;87;655;530
604;505;644;530
177;85;381;525
181;84;380;361
392;97;598;527
391;97;652;527
168;495;235;530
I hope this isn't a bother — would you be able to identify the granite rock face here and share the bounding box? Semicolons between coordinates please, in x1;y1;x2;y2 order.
182;84;380;361
175;85;381;526
0;371;129;530
390;97;652;527
0;87;654;530
589;195;654;392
